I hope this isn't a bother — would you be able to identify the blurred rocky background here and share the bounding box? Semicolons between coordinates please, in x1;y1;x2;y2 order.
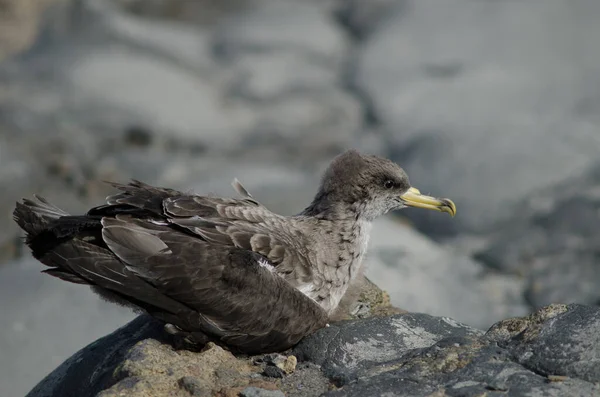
1;0;599;395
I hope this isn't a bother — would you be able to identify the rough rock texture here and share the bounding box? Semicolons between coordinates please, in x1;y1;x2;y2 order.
475;163;600;308
27;304;600;397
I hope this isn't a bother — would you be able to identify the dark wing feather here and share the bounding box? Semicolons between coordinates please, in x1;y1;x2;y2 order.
163;195;314;278
100;217;327;352
93;180;314;281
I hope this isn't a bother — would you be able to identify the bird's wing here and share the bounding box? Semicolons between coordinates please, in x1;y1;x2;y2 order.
92;180;314;280
98;215;328;352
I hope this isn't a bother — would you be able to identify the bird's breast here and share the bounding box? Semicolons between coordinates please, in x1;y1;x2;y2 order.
305;219;373;314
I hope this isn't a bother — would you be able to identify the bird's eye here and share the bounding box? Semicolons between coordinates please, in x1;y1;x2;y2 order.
383;180;395;189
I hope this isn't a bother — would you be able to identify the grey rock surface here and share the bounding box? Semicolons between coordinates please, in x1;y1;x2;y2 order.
499;305;600;383
27;304;600;397
475;163;600;307
293;312;483;385
354;0;600;236
240;386;286;397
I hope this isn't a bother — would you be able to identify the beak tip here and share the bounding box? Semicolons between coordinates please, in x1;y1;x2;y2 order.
442;199;457;217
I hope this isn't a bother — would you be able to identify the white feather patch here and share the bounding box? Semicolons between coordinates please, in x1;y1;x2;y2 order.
297;283;315;295
257;257;275;272
148;219;169;226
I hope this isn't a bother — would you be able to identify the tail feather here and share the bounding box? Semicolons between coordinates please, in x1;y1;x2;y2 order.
12;190;203;333
42;268;89;284
13;195;69;237
13;196;104;260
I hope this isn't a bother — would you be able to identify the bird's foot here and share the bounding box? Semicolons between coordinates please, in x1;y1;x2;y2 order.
164;323;210;351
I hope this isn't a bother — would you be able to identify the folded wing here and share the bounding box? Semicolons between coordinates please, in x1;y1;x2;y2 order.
14;181;328;353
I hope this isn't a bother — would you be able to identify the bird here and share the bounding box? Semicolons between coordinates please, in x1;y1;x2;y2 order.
13;149;456;354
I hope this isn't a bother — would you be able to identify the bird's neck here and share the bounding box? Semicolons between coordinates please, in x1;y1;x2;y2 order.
298;193;375;314
300;191;365;222
318;218;373;314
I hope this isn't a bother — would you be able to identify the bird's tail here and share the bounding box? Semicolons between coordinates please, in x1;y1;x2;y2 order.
13;195;70;238
12;195;88;262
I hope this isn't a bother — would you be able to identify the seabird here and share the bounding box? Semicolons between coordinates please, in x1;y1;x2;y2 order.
13;150;455;354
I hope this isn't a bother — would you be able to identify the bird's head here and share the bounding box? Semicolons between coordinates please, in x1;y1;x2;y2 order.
315;150;456;221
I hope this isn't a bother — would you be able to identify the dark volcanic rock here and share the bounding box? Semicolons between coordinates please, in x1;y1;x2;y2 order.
293;312;483;385
27;304;600;397
322;304;600;397
489;304;600;383
262;366;285;379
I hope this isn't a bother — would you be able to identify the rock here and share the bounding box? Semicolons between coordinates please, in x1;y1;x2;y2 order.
487;304;600;384
239;387;285;397
278;362;330;397
279;356;297;375
28;304;600;397
262;366;285;379
259;354;297;375
98;340;257;397
308;305;600;396
354;0;600;236
364;218;528;329
475;162;600;307
178;376;211;397
293;312;483;385
23;314;303;397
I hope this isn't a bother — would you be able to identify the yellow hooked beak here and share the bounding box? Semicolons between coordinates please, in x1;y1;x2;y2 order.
400;187;456;217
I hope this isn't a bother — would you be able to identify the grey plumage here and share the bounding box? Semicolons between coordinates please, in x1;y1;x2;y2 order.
13;150;456;354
